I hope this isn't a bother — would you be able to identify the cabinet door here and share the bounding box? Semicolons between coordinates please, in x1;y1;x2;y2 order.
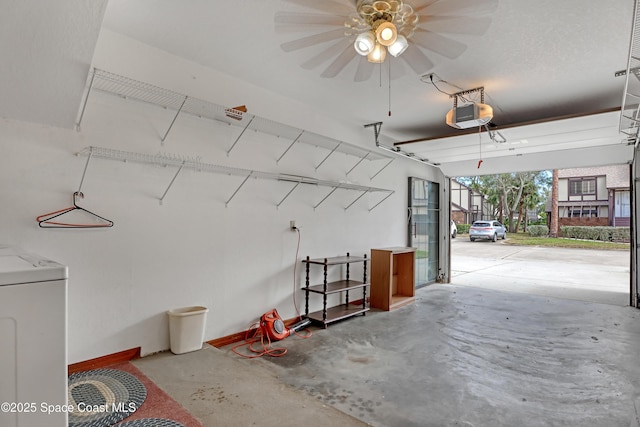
408;177;439;287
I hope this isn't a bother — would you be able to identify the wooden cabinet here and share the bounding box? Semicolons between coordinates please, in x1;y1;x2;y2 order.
302;253;369;328
370;247;416;311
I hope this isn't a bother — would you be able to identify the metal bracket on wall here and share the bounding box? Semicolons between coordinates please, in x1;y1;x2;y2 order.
161;96;188;145
76;147;94;194
315;142;342;171
226;116;255;156
276;130;304;164
369;191;395;212
225;172;254;207
276;180;302;209
159;161;186;205
314;185;340;210
370;158;394;180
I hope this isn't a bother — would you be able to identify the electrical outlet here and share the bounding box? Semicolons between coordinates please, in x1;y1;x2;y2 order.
290;220;297;230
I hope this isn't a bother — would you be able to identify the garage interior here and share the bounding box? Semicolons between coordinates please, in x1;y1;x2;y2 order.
3;1;640;426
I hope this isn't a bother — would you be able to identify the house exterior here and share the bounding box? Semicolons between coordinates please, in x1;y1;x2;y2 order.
550;165;630;227
450;179;494;225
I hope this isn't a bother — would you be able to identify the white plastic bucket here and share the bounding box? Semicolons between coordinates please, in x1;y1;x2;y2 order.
167;306;208;354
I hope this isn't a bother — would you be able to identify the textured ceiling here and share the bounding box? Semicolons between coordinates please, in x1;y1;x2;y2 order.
2;0;637;176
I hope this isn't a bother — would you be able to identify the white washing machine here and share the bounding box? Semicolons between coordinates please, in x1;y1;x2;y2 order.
0;245;68;427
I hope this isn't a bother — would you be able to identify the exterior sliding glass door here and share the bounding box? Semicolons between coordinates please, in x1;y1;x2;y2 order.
408;177;440;288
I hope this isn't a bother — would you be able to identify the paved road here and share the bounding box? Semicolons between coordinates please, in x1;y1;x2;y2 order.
450;237;631;306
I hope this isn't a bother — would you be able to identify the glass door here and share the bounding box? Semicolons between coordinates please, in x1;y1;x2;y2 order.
408;177;440;288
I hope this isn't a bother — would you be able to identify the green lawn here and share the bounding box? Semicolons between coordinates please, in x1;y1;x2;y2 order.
498;232;629;250
419;232;628;258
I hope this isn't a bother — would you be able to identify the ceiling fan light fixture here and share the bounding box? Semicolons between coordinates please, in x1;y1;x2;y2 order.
354;31;376;55
375;21;397;46
388;34;408;57
367;42;387;63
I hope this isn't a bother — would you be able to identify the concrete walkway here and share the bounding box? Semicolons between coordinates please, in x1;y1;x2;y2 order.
451;239;630;306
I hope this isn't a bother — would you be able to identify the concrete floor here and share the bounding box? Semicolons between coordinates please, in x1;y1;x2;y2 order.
134;284;640;427
132;245;639;426
132;343;367;427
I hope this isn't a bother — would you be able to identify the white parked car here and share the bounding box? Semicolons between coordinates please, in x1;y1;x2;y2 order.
451;220;458;238
469;220;507;242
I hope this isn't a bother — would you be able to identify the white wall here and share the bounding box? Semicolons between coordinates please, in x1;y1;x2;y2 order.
0;30;446;363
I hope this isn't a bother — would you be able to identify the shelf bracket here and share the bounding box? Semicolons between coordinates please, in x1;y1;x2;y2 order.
77;147;93;193
276;181;301;209
276;130;304;164
315;142;341;171
346;152;370;176
370;158;394;181
345;190;368;211
161;96;188;145
369;191;394;212
75;68;97;132
314;185;340;210
159;161;185;205
226;116;255;156
225;171;253;207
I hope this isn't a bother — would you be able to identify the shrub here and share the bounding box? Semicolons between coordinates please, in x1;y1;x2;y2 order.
456;223;470;234
528;225;548;237
560;226;630;242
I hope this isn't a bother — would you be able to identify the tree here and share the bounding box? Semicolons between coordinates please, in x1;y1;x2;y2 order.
457;171;550;232
550;169;559;237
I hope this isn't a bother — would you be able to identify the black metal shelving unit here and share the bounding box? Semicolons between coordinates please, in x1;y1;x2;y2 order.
302;253;369;328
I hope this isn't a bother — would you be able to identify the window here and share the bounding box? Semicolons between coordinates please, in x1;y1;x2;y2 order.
615;191;630;217
569;178;596;196
568;206;597;217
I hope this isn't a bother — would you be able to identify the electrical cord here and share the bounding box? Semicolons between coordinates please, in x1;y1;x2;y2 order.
231;226;311;359
424;73;474;103
292;227;302;320
230;322;288;358
291;227;312;339
423;73;506;115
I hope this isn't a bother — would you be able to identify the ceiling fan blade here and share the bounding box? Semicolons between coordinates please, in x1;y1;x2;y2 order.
275;12;347;27
280;28;349;52
354;57;375;82
321;45;358;78
399;45;435;75
418;16;493;35
412;0;440;13
282;0;354;15
419;0;498;16
410;29;467;59
301;38;353;70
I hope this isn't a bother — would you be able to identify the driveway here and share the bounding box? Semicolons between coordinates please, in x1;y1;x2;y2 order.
450;237;631;306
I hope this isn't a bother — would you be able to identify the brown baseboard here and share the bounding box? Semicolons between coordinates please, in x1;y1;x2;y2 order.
68;347;141;375
207;317;302;348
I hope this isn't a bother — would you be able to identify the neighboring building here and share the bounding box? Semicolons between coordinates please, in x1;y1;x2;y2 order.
450;179;494;225
548;165;630;227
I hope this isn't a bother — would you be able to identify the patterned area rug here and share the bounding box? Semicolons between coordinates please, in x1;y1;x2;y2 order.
116;419;185;427
68;368;147;427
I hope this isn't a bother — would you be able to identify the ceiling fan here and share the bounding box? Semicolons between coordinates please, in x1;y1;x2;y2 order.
275;0;499;82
